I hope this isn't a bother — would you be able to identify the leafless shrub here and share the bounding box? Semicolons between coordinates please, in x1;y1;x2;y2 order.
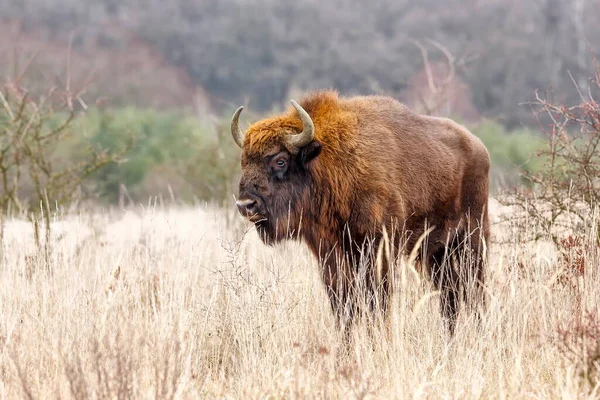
499;59;600;248
0;45;128;251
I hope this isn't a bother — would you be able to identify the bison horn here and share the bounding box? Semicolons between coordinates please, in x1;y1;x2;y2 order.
230;106;245;149
285;100;315;154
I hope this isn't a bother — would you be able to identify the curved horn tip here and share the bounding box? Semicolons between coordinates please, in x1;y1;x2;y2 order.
286;98;315;152
230;106;246;149
290;99;302;109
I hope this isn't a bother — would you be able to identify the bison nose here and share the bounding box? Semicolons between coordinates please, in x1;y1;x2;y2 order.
236;198;258;216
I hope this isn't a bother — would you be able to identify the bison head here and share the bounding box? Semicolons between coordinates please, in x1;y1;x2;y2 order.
231;100;322;245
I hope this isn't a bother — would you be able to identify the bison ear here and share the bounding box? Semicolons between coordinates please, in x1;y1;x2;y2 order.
298;141;322;168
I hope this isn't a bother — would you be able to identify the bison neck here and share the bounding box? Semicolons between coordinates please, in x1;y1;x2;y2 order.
297;181;383;274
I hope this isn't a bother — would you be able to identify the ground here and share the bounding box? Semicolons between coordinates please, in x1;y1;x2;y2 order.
0;199;597;398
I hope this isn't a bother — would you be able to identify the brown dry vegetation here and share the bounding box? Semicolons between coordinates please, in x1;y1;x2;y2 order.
0;19;207;112
0;199;599;399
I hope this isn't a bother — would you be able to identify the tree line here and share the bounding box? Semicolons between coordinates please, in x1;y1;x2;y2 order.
1;0;598;128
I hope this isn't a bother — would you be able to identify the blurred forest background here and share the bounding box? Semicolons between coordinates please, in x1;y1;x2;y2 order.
1;0;599;210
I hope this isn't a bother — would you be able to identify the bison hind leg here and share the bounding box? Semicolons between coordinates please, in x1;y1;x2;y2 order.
456;227;488;328
429;243;461;337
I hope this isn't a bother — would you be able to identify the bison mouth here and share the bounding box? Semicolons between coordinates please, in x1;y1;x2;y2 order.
253;215;291;246
237;202;298;246
254;216;303;247
247;214;268;224
254;218;276;245
239;213;274;244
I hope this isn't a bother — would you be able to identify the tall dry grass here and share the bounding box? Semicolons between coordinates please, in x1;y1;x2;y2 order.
0;199;598;399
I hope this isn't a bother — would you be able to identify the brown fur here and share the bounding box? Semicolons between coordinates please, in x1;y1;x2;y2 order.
235;90;490;336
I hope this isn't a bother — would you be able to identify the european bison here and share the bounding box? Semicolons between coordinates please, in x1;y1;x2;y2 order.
231;90;490;336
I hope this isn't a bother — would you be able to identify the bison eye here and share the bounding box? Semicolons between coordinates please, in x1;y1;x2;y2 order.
276;159;286;168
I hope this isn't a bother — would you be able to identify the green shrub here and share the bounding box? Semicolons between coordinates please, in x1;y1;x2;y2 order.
78;107;240;204
469;119;544;189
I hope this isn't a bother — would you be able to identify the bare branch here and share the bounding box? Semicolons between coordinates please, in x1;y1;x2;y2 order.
425;38;456;88
410;38;457;116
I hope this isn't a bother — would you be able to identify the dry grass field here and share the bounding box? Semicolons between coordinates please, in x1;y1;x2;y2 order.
0;199;599;399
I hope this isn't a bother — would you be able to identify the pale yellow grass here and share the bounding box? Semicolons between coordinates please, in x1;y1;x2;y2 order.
0;199;597;399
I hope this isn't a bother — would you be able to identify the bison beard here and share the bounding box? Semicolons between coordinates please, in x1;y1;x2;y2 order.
231;90;491;339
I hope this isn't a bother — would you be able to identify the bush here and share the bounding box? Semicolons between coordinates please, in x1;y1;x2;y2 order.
0;72;124;247
469;119;545;189
499;62;600;247
79;107;241;205
2;95;243;214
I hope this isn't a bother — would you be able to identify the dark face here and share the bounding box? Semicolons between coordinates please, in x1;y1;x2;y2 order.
236;141;322;244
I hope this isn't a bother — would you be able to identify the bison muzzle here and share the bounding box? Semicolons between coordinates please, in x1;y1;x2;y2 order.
230;90;491;337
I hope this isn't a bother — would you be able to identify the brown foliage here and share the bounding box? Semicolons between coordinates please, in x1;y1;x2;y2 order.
552;234;596;314
557;235;588;280
0;19;208;111
556;309;600;390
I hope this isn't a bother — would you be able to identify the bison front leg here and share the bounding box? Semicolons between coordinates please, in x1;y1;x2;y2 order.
323;265;391;344
321;260;356;340
363;256;391;322
320;250;392;342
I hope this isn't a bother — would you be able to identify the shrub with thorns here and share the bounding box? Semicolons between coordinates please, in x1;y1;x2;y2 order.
499;60;600;248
